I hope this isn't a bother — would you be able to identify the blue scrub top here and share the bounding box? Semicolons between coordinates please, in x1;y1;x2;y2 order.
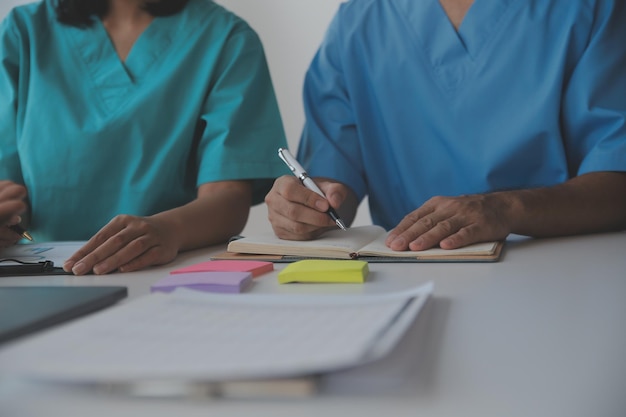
298;0;626;230
0;0;288;241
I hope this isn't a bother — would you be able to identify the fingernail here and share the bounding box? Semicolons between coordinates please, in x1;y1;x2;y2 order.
391;236;406;249
314;200;327;211
440;238;453;249
62;261;73;272
410;238;425;250
72;262;87;275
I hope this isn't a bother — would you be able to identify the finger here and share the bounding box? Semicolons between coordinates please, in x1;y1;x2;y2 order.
63;217;130;272
268;210;332;240
386;206;435;246
439;224;479;249
407;217;461;251
387;211;440;250
267;188;335;230
67;225;144;275
389;211;461;251
439;223;506;249
7;215;22;226
275;176;331;213
318;181;348;209
272;224;334;241
2;213;23;230
92;236;158;275
0;182;27;200
118;246;172;273
0;201;27;224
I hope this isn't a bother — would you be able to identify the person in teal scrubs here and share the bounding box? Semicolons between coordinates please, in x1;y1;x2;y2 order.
0;0;288;274
266;0;626;249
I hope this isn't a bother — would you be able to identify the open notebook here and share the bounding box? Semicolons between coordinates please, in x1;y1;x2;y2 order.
215;225;503;263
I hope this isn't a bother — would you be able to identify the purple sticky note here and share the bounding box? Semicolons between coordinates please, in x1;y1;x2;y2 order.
151;271;252;294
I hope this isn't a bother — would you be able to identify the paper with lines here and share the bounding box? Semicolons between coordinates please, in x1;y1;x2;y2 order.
0;283;433;382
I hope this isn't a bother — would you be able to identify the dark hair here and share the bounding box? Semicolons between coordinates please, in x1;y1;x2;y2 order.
55;0;191;27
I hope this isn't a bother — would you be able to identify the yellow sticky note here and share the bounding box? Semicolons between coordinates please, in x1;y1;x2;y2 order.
278;260;369;284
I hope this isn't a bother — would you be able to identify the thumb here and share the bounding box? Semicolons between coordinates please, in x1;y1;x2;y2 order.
321;183;347;209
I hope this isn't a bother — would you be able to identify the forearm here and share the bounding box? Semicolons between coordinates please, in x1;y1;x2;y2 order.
501;171;626;238
153;181;252;252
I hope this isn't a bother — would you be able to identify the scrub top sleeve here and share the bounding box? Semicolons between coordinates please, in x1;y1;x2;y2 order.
0;13;24;183
298;10;367;202
195;23;287;204
561;1;626;176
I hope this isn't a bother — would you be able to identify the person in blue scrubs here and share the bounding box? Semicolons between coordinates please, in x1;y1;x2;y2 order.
0;0;288;274
266;0;626;250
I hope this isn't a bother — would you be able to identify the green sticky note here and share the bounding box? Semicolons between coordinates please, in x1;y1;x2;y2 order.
278;260;369;284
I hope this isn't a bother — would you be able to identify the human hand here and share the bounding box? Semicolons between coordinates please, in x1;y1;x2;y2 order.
265;175;350;240
63;214;180;275
0;181;28;248
385;194;513;251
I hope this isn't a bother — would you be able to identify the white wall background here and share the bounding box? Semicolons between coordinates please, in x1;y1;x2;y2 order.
0;0;371;234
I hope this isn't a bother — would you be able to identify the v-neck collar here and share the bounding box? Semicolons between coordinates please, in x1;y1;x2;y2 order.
63;14;178;112
113;17;175;81
393;0;519;90
456;0;518;59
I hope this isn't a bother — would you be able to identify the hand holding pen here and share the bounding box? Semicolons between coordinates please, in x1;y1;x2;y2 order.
0;181;32;245
277;148;348;231
9;223;33;241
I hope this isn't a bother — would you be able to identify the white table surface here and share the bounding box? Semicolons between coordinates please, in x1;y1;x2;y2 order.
1;231;625;417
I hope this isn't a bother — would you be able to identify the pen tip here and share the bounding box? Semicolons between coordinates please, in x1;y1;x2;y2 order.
336;220;348;231
23;231;33;241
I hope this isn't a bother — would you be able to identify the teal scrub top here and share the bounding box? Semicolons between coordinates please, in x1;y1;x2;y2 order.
298;0;626;230
0;0;288;241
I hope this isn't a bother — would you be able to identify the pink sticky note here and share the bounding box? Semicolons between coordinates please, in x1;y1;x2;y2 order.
170;260;273;278
151;271;252;294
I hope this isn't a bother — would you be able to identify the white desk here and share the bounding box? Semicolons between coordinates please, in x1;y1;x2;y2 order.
1;232;625;417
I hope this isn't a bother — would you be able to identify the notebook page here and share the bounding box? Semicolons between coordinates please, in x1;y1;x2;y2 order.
227;225;385;258
358;234;498;257
0;283;433;382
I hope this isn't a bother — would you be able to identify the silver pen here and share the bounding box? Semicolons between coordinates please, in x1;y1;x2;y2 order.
278;148;348;231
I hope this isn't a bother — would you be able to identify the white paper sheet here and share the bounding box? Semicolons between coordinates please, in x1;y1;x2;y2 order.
0;283;433;382
0;242;85;266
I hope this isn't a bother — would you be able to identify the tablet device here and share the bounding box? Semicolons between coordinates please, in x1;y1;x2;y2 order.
0;286;127;345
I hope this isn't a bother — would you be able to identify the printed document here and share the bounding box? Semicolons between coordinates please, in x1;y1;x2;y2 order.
0;283;433;382
0;242;85;266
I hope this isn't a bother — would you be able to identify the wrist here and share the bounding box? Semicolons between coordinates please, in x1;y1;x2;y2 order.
491;190;524;234
151;211;184;252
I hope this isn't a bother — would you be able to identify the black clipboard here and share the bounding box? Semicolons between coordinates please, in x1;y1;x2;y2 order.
0;259;72;276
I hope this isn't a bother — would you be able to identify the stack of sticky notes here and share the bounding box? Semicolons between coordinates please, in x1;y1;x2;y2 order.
151;272;252;294
170;260;274;277
151;260;274;294
278;260;369;284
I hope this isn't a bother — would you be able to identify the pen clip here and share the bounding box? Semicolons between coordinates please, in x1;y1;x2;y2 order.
278;148;309;182
278;148;297;174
